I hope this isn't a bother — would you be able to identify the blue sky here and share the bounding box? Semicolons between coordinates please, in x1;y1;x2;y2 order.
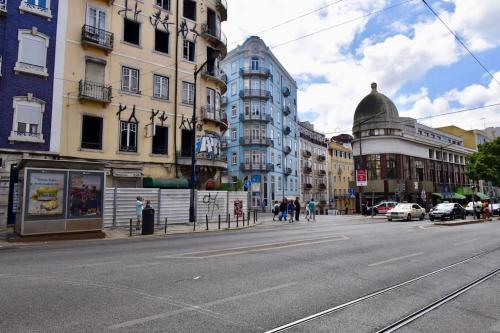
224;0;500;133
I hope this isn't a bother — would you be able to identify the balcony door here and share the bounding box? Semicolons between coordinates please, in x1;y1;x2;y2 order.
206;88;215;116
87;6;107;43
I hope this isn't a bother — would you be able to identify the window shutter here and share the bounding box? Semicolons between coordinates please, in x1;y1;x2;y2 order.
85;61;105;83
21;35;46;67
17;103;41;125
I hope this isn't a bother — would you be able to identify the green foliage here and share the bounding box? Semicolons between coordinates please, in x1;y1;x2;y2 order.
235;178;244;191
216;178;244;192
466;137;500;186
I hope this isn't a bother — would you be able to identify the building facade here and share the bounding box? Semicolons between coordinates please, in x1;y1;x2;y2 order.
298;121;328;213
221;36;300;208
0;0;61;227
56;0;228;188
352;83;475;212
327;138;355;214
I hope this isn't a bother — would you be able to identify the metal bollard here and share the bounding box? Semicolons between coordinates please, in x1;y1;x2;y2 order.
206;214;209;231
218;215;221;230
237;214;239;228
248;210;251;224
129;218;133;237
164;217;167;234
255;210;258;224
243;212;245;226
228;214;230;229
193;219;196;231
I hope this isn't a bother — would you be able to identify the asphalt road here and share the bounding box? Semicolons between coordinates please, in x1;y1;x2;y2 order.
0;215;499;332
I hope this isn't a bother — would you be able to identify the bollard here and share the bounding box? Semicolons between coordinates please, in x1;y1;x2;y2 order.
243;212;245;226
206;214;209;231
129;218;133;237
255;210;258;224
228;214;230;229
164;217;167;234
236;214;239;228
193;219;196;231
218;215;221;230
248;210;251;225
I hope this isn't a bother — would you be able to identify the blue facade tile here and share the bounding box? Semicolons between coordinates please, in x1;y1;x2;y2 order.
0;0;58;152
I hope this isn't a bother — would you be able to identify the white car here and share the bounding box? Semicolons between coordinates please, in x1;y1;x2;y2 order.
386;203;426;221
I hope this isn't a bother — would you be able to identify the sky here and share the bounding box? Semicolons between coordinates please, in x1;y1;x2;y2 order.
222;0;500;136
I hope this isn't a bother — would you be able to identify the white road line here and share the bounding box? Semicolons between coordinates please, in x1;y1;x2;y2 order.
156;235;349;259
68;261;121;268
453;238;480;246
368;252;424;267
109;282;297;329
118;262;163;270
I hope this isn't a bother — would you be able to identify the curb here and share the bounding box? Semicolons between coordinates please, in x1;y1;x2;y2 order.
434;218;498;226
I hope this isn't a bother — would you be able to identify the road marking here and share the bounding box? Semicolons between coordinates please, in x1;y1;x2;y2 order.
453;238;480;246
68;261;121;268
156;235;349;259
368;252;424;267
118;262;163;270
109;282;297;329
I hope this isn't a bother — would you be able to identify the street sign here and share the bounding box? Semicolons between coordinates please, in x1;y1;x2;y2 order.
348;188;356;198
356;169;367;187
244;180;251;191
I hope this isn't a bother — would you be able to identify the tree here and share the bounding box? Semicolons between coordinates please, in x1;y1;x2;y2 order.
466;137;500;187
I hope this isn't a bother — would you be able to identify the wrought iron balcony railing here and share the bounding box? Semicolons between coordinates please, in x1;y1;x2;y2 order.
303;166;312;174
303;183;313;190
239;89;271;99
240;113;273;123
284;126;291;135
240;163;274;172
283;105;291;116
239;136;274;146
317;154;327;162
81;25;114;51
201;105;228;129
239;67;271;77
284;167;292;176
79;80;112;103
302;150;312;158
216;0;227;21
284;146;292;155
201;22;227;56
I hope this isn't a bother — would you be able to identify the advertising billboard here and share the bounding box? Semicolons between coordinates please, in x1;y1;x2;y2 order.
68;171;104;219
356;169;367;187
25;170;66;218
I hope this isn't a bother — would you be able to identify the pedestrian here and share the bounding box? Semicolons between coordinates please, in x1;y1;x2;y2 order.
262;199;267;213
272;201;280;221
135;196;144;230
287;200;295;223
294;197;301;221
305;200;310;220
483;200;490;220
308;199;317;222
279;199;288;221
345;202;349;215
475;201;482;219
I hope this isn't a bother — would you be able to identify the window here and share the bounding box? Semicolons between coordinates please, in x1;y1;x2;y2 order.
386;154;396;179
9;95;45;143
231;129;237;140
152;126;168;155
182;81;194;104
231;61;236;74
153;74;169;100
120;121;138;152
19;0;52;18
15;29;49;77
366;154;381;180
183;0;196;20
121;66;139;93
231;153;237;165
277;133;281;145
182;39;195;61
251;57;259;70
231;105;237;118
123;18;140;45
155;0;170;10
278;176;282;191
81;115;103;150
154;29;169;54
231;82;237;96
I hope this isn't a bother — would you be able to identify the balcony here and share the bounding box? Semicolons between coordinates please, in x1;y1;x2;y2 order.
0;0;6;14
239;67;271;77
201;105;228;130
303;166;312;174
78;80;112;104
201;23;228;58
177;151;227;169
201;68;227;94
302;150;312;158
239;89;271;100
220;138;228;149
284;167;292;176
240;113;273;123
303;183;313;191
216;0;227;21
240;163;274;172
19;0;51;19
318;183;327;191
221;96;228;106
8;130;44;143
81;25;114;52
283;105;291;116
240;136;273;146
282;86;290;97
284;126;291;135
317;154;326;162
284;146;292;155
318;170;327;176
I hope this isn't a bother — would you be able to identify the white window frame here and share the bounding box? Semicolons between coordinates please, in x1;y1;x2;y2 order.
119;120;138;152
14;28;49;77
231;104;237;118
231;153;237;165
8;95;45;143
231;82;237;96
153;74;169;100
154;0;171;11
182;81;194;105
19;0;53;19
231;61;236;74
182;39;195;62
231;129;237;141
121;66;140;94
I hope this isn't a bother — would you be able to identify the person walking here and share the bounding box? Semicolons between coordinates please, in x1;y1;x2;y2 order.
272;200;280;221
294;197;301;221
305;200;310;220
279;199;288;221
135;196;144;230
308;199;317;222
287;200;295;223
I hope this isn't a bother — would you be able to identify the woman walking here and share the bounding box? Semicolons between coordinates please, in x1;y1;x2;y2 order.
294;197;301;222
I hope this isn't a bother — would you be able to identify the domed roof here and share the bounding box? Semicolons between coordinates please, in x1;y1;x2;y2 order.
353;83;400;126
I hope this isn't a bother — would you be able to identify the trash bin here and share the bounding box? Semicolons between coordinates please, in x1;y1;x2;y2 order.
142;207;155;235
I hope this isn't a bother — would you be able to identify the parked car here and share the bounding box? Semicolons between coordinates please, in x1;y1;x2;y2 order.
429;203;466;221
490;203;500;216
386;203;426;221
367;201;398;215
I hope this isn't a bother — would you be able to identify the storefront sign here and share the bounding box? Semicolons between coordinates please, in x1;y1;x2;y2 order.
356;169;367;187
112;170;142;178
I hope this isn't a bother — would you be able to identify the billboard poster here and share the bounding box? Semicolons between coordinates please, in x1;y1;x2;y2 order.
68;172;103;219
26;171;66;217
356;169;367;187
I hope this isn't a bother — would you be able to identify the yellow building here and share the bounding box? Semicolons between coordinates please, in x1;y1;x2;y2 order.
55;0;228;187
327;140;355;214
437;125;493;150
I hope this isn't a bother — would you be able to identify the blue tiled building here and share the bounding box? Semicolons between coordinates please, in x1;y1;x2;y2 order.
221;36;300;208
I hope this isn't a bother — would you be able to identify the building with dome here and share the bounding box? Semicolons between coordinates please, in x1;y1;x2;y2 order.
351;83;476;211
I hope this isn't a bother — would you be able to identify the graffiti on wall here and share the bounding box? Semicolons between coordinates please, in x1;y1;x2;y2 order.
202;192;221;220
196;134;221;159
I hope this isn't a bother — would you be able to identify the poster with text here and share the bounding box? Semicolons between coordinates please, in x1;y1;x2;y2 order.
68;172;103;218
27;171;65;217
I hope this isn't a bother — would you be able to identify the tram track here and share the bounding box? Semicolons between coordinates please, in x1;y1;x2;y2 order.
265;245;500;332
